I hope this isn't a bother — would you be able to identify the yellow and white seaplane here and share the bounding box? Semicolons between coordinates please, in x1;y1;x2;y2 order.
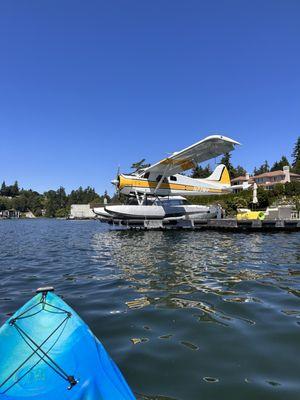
94;135;247;220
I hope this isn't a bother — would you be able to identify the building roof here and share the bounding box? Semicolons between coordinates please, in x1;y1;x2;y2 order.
253;170;285;178
231;170;300;183
254;170;300;179
232;170;300;182
231;175;250;183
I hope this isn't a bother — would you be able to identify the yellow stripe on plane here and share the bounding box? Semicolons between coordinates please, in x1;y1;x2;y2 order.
119;176;223;193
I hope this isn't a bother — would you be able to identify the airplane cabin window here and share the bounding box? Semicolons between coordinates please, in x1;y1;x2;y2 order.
170;176;177;181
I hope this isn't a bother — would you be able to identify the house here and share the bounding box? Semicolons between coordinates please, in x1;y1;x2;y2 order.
0;209;20;218
231;166;300;191
69;204;96;219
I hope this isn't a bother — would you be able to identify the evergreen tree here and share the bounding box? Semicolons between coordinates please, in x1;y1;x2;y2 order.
11;181;19;197
292;137;300;174
0;181;19;197
191;164;212;178
254;160;270;175
68;186;101;205
220;153;236;177
56;187;67;208
233;165;247;178
0;181;6;196
270;156;290;171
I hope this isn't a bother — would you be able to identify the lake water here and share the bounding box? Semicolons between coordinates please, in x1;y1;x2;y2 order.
0;219;299;399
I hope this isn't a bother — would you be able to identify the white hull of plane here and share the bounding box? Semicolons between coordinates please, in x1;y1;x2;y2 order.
93;207;112;219
104;205;217;220
103;197;219;220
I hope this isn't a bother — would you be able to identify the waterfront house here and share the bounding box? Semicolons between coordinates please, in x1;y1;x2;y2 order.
231;166;300;192
0;209;20;219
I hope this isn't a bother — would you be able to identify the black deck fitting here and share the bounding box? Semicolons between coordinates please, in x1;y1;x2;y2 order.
67;375;77;389
36;287;55;294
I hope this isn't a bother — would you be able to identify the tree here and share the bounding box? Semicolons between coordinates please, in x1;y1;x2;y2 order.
13;181;19;196
270;156;290;171
0;196;11;211
68;186;101;205
233;165;247;178
0;181;6;196
220;153;236;177
292;137;300;174
0;180;19;197
130;159;150;171
254;160;270;175
191;164;212;178
12;195;28;212
55;208;68;218
44;187;67;217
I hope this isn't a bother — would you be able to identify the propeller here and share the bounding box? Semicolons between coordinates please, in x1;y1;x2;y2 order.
111;166;120;198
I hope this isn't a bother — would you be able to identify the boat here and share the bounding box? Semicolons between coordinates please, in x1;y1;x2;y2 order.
0;287;135;399
94;196;221;221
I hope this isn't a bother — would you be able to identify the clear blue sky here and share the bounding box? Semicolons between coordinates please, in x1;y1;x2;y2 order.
0;0;299;194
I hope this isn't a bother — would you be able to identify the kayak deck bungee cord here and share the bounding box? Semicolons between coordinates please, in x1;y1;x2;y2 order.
0;287;136;399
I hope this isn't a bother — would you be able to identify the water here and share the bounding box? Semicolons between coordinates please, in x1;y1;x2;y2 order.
0;219;299;399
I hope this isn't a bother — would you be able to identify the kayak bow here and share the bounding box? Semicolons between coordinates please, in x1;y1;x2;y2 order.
0;288;136;399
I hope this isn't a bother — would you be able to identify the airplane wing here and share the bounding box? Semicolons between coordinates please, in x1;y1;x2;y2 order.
141;135;240;177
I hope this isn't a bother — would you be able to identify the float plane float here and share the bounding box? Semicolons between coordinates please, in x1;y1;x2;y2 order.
94;135;249;220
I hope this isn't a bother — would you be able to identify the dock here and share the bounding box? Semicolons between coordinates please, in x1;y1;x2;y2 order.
100;218;300;232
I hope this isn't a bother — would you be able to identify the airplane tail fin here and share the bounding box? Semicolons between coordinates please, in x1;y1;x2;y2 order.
205;164;231;185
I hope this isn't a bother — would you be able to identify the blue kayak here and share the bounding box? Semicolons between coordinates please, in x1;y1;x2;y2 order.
0;288;136;399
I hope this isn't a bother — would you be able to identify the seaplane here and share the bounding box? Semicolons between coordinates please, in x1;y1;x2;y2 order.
94;134;247;221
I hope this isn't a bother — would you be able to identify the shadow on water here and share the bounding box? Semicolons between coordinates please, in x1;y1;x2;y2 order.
0;220;300;399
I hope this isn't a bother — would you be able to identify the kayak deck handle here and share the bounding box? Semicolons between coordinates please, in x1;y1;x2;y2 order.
36;287;55;294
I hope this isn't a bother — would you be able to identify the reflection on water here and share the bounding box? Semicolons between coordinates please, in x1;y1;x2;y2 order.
0;220;300;400
91;229;299;308
91;229;300;399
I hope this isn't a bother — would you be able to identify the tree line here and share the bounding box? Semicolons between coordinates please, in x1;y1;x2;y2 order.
0;183;109;218
191;136;300;179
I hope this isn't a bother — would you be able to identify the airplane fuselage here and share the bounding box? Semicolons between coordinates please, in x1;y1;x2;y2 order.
118;173;231;197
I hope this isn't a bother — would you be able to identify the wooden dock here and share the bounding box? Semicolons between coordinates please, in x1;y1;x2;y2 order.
101;218;300;232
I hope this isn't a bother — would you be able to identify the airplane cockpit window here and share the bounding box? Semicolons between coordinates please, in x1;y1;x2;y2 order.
143;172;150;179
170;176;177;181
